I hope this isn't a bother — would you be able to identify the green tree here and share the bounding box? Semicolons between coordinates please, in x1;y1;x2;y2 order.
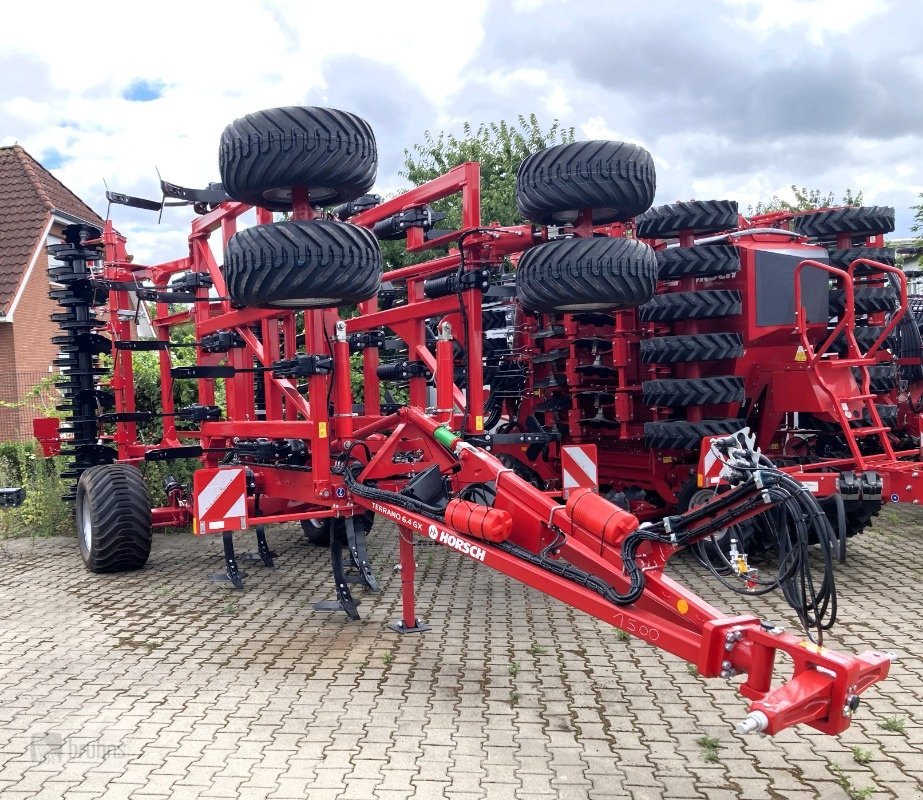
912;194;923;243
402;115;575;228
750;186;863;215
382;116;575;270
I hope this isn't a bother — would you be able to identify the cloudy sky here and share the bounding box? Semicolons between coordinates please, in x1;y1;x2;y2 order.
2;0;920;263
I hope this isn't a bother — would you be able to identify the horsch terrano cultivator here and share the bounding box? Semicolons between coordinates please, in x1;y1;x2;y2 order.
34;106;896;738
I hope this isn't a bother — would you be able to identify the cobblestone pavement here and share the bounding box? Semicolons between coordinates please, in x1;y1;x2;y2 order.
0;507;921;800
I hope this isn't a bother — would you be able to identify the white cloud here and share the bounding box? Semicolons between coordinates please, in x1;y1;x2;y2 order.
2;0;921;267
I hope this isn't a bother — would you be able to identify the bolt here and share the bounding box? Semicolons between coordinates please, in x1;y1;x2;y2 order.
721;660;733;671
913;472;919;478
733;631;744;642
843;694;860;716
906;485;912;491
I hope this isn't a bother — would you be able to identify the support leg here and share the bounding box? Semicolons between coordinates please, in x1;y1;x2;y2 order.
207;532;246;590
388;525;430;634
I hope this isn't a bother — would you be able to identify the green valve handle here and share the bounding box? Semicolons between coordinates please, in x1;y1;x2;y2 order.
433;425;460;449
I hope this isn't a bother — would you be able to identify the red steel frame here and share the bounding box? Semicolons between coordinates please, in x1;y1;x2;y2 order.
35;169;897;737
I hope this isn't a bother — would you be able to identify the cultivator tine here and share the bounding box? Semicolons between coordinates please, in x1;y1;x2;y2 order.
345;516;379;592
207;532;246;590
314;524;361;621
238;525;278;568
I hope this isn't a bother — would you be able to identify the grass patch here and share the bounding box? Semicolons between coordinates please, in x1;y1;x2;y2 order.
382;650;394;666
528;644;547;656
509;691;520;706
829;764;875;800
879;716;905;733
696;734;720;763
850;747;873;766
687;664;698;676
508;661;520;677
616;630;631;642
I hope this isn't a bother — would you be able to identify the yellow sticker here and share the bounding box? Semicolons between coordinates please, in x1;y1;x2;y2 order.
794;346;807;362
192;517;198;535
799;640;825;655
697;472;704;488
475;415;483;431
676;599;689;615
318;422;328;439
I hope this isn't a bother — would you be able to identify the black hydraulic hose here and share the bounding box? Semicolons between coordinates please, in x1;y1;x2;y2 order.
337;461;447;520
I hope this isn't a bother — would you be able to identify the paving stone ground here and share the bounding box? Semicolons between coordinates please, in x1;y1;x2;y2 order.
0;507;921;799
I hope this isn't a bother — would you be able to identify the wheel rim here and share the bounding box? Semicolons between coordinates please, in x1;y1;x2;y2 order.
80;493;93;552
262;186;337;205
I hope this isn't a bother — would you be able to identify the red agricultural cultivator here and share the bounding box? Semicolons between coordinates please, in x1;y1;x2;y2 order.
34;106;902;737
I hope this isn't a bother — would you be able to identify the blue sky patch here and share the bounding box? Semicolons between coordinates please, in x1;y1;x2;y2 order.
121;79;165;102
42;148;65;169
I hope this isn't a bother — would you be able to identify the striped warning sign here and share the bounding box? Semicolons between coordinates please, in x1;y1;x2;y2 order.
561;444;598;498
193;467;247;535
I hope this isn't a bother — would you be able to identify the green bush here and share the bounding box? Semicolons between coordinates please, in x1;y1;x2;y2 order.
0;442;72;539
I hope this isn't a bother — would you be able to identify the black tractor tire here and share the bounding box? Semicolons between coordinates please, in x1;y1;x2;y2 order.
827;247;896;269
516;140;656;225
829;287;899;316
516;237;657;313
636;200;739;239
844;504;879;537
833;326;895;355
224;220;381;308
482;308;511;331
793;206;895;241
302;511;375;547
639;290;741;322
642;376;745;407
854;365;897;394
866;404;898;429
640;333;743;364
219;106;377;210
655;245;740;281
644;418;745;451
75;464;152;573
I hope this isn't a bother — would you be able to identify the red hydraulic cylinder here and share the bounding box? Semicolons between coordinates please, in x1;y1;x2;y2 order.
444;499;512;542
333;321;354;440
566;488;639;545
435;321;455;424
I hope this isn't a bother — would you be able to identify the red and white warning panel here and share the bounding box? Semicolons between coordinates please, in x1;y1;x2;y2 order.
561;444;598;498
193;467;248;535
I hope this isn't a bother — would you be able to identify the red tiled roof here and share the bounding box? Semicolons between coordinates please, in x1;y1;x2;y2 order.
0;145;103;314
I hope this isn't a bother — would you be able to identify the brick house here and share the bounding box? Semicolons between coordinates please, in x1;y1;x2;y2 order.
0;145;104;441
